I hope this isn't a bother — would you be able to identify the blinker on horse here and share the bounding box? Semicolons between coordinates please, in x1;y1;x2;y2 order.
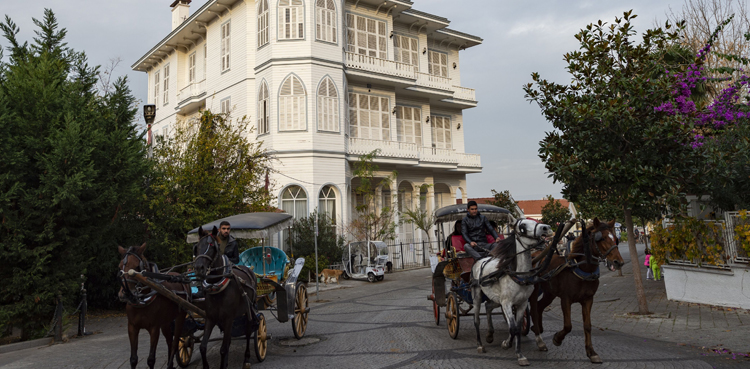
471;218;554;366
118;243;187;369
193;225;259;369
529;218;625;363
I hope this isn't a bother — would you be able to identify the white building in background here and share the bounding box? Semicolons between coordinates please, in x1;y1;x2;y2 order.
132;0;483;245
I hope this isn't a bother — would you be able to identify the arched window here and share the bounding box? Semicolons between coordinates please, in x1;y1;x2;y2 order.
278;0;304;40
319;185;336;225
315;0;336;43
258;0;269;47
257;81;270;134
317;77;338;132
281;185;308;219
279;75;306;131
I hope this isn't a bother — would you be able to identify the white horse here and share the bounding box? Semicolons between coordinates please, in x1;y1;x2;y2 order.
471;219;553;366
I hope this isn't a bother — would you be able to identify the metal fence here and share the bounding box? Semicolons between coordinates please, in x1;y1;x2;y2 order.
385;239;441;270
722;211;750;264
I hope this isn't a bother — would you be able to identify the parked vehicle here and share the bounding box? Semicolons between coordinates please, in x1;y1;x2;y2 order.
341;240;388;282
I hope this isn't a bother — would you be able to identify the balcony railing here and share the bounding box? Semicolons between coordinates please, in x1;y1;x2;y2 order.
177;79;206;102
416;72;452;91
457;153;481;167
453;85;476;101
420;147;455;163
348;137;481;168
344;52;476;102
345;52;415;79
348;137;419;159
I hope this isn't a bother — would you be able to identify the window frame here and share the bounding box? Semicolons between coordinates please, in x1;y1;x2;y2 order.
428;49;449;78
430;115;452;149
162;64;170;106
221;97;231;115
257;0;270;48
278;0;305;41
318;185;337;225
348;91;390;141
221;20;231;73
257;81;270;135
315;0;337;44
316;76;339;133
393;33;419;70
188;52;196;83
203;42;207;79
278;74;308;132
153;69;160;107
346;12;387;59
396;105;422;146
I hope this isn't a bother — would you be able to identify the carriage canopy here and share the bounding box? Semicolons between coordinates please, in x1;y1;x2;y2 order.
186;212;294;243
433;204;513;224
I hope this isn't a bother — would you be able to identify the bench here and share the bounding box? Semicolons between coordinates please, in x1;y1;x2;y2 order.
238;246;290;278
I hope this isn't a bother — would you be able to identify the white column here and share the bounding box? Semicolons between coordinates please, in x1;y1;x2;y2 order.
392;177;399;240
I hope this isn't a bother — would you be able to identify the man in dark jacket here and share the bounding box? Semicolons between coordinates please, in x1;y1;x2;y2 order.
462;201;500;259
218;221;240;264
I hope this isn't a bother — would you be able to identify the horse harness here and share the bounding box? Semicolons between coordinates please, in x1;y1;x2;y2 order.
118;250;160;307
196;233;258;321
472;231;546;288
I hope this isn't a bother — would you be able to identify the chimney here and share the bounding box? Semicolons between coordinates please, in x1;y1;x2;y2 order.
171;0;191;31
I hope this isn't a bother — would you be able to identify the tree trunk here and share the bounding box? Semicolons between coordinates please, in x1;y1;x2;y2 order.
624;208;650;314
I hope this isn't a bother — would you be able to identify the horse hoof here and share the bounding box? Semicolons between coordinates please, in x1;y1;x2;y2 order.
538;342;548;351
477;346;486;353
589;355;603;364
501;340;511;349
552;337;562;347
486;334;494;344
518;357;530;366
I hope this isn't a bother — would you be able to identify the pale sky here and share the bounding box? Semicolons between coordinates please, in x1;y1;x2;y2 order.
2;0;686;201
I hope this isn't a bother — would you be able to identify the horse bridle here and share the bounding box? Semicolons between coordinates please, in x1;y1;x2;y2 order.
515;219;548;251
194;234;220;266
118;250;148;303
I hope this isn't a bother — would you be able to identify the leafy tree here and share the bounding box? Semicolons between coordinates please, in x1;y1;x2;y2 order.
487;189;521;228
0;10;149;338
524;11;698;314
144;110;273;268
346;150;398;242
290;211;345;263
540;195;572;230
401;184;435;243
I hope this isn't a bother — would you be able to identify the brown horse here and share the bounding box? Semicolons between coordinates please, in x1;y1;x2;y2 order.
118;243;188;369
529;219;624;363
193;226;259;369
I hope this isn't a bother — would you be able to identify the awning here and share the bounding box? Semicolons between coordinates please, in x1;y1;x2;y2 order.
186;212;293;242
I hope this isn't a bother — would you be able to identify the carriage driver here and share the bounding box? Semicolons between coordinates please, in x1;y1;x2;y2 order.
218;221;240;264
462;201;501;260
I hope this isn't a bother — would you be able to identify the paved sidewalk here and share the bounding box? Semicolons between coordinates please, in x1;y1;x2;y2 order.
542;243;750;357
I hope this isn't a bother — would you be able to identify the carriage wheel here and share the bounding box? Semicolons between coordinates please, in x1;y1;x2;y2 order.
432;284;440;326
176;335;194;368
447;292;460;339
292;283;309;339
521;306;531;336
254;314;267;362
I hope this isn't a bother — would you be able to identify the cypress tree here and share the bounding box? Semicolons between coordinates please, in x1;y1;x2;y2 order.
0;9;148;338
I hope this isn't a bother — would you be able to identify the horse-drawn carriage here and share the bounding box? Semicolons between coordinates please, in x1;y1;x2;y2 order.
427;204;533;339
120;212;309;368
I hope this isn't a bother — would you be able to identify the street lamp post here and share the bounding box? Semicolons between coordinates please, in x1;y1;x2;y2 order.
143;105;156;158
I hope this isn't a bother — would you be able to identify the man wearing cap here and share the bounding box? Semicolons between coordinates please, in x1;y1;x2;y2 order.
461;201;501;260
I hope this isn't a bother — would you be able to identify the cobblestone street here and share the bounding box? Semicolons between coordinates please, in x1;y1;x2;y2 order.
1;245;748;368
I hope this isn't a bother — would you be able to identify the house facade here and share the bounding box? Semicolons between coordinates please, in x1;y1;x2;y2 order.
132;0;483;244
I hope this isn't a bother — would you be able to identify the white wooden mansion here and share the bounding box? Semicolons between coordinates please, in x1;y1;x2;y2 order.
132;0;483;243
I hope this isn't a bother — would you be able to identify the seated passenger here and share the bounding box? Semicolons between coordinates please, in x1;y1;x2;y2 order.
462;201;501;260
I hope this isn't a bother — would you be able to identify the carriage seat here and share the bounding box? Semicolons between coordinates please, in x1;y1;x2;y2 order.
238;247;290;278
